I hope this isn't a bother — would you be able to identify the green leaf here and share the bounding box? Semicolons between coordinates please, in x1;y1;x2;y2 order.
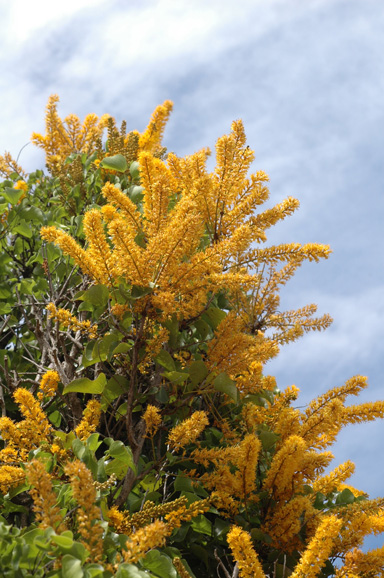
51;534;74;549
100;154;128;173
163;371;189;384
193;319;210;340
2;187;24;204
61;555;84;578
174;475;194;493
141;550;177;578
63;373;107;395
191;514;212;536
258;430;279;451
0;302;12;314
115;563;151;578
213;372;239;402
77;284;109;307
129;161;140;180
155;350;175;372
92;333;120;363
19;278;36;295
14;221;32;238
189;360;209;386
107;440;135;469
129;185;143;203
112;341;134;355
203;306;226;329
48;411;62;427
335;488;355;505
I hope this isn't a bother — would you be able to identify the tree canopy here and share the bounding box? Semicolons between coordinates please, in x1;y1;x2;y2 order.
0;96;383;577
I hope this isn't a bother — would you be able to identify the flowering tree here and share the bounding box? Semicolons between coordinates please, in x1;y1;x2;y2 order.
0;96;383;577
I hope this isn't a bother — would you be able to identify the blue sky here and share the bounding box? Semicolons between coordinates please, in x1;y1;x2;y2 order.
1;0;384;548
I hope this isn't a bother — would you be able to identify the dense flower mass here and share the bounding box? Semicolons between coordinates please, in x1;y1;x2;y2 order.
0;96;383;577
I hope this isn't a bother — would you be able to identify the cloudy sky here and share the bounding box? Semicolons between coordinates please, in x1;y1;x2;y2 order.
1;0;384;548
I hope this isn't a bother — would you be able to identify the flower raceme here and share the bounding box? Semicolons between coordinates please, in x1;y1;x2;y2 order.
40;114;332;350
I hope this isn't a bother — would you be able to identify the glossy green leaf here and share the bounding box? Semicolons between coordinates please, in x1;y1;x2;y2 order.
213;372;239;402
189;360;209;386
63;373;107;395
77;284;109;307
129;161;140;180
14;221;32;238
141;550;177;578
163;371;189;384
2;187;24;204
100;154;128;172
61;555;84;578
155;350;176;372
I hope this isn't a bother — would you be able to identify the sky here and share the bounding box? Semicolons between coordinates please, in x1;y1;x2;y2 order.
1;0;384;549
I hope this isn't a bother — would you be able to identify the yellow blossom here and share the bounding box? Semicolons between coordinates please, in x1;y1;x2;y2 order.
26;459;66;533
227;525;266;578
75;399;102;441
290;515;342;578
167;411;209;451
37;369;60;400
123;520;168;563
0;465;25;494
65;460;103;563
143;405;162;438
46;302;98;339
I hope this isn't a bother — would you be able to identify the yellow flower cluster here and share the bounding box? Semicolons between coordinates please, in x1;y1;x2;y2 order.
172;558;193;578
0;388;52;493
290;515;343;578
0;465;25;495
109;496;188;535
227;525;266;578
143;405;162;438
40;112;331;357
0;151;26;177
122;520;167;564
167;411;209;451
46;302;98;339
13;180;28;192
64;460;104;563
75;399;102;441
26;459;67;533
31;94;110;170
37;369;60;400
110;303;129;319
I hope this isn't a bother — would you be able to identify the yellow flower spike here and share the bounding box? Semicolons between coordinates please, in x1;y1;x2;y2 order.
143;405;162;438
290;515;342;578
83;208;116;285
26;460;67;533
167;411;209;451
123;520;168;564
138;100;173;153
172;557;193;578
46;303;98;339
227;525;266;578
13;388;51;444
0;465;26;494
14;180;28;192
64;460;104;563
262;434;307;500
37;369;60;400
0;151;26;177
312;460;356;495
40;226;100;282
101;182;142;233
31;94;110;169
75;399;102;442
139;151;178;237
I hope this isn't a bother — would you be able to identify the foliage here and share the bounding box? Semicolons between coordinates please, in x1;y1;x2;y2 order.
0;95;383;577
